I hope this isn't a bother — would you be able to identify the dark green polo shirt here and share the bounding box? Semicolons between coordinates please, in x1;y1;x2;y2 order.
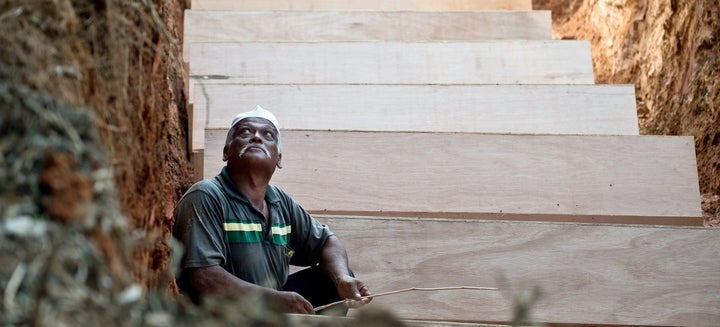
173;166;333;290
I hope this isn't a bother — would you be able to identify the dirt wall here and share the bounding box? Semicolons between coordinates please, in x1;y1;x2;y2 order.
534;0;720;225
0;0;192;292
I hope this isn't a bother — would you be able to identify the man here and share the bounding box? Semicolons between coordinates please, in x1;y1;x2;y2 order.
173;106;371;314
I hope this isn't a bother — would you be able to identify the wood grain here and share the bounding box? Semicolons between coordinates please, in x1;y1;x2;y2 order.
310;215;720;326
187;41;595;85
190;84;639;150
204;130;702;224
191;0;533;11
183;10;551;60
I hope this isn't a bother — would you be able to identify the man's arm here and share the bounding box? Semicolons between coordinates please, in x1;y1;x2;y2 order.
184;265;315;314
319;235;372;307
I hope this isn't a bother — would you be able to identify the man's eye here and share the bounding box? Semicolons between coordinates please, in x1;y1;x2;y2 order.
264;132;275;140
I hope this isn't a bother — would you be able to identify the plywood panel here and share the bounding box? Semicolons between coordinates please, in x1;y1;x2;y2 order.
183;10;551;60
188;41;595;85
204;130;702;224
311;215;720;326
190;84;638;149
191;0;533;11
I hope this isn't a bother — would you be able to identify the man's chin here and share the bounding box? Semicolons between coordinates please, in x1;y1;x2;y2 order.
240;153;271;161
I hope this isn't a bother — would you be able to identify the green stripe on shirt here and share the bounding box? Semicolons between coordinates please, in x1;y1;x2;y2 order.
271;224;291;245
224;222;263;243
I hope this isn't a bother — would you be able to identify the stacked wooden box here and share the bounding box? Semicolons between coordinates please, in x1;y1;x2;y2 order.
183;1;720;325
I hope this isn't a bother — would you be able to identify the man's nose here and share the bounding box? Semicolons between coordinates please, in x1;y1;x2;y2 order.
249;130;263;143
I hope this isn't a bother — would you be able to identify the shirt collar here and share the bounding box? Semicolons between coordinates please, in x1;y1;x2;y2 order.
218;166;281;204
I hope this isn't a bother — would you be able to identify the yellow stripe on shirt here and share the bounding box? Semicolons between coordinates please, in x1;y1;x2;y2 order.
224;222;263;232
271;225;292;236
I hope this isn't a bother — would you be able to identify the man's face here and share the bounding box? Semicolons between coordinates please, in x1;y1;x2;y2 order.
223;117;282;169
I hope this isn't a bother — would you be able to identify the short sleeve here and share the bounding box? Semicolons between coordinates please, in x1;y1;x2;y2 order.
173;182;227;269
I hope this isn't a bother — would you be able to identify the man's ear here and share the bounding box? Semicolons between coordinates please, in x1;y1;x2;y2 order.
222;145;229;162
276;153;283;169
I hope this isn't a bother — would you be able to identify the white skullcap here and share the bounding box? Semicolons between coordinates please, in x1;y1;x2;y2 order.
230;105;282;152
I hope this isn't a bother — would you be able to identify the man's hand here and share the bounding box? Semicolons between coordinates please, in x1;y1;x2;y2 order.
319;235;373;309
185;266;315;314
335;274;372;308
274;290;315;314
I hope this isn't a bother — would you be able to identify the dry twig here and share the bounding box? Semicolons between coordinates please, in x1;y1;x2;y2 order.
313;286;498;312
